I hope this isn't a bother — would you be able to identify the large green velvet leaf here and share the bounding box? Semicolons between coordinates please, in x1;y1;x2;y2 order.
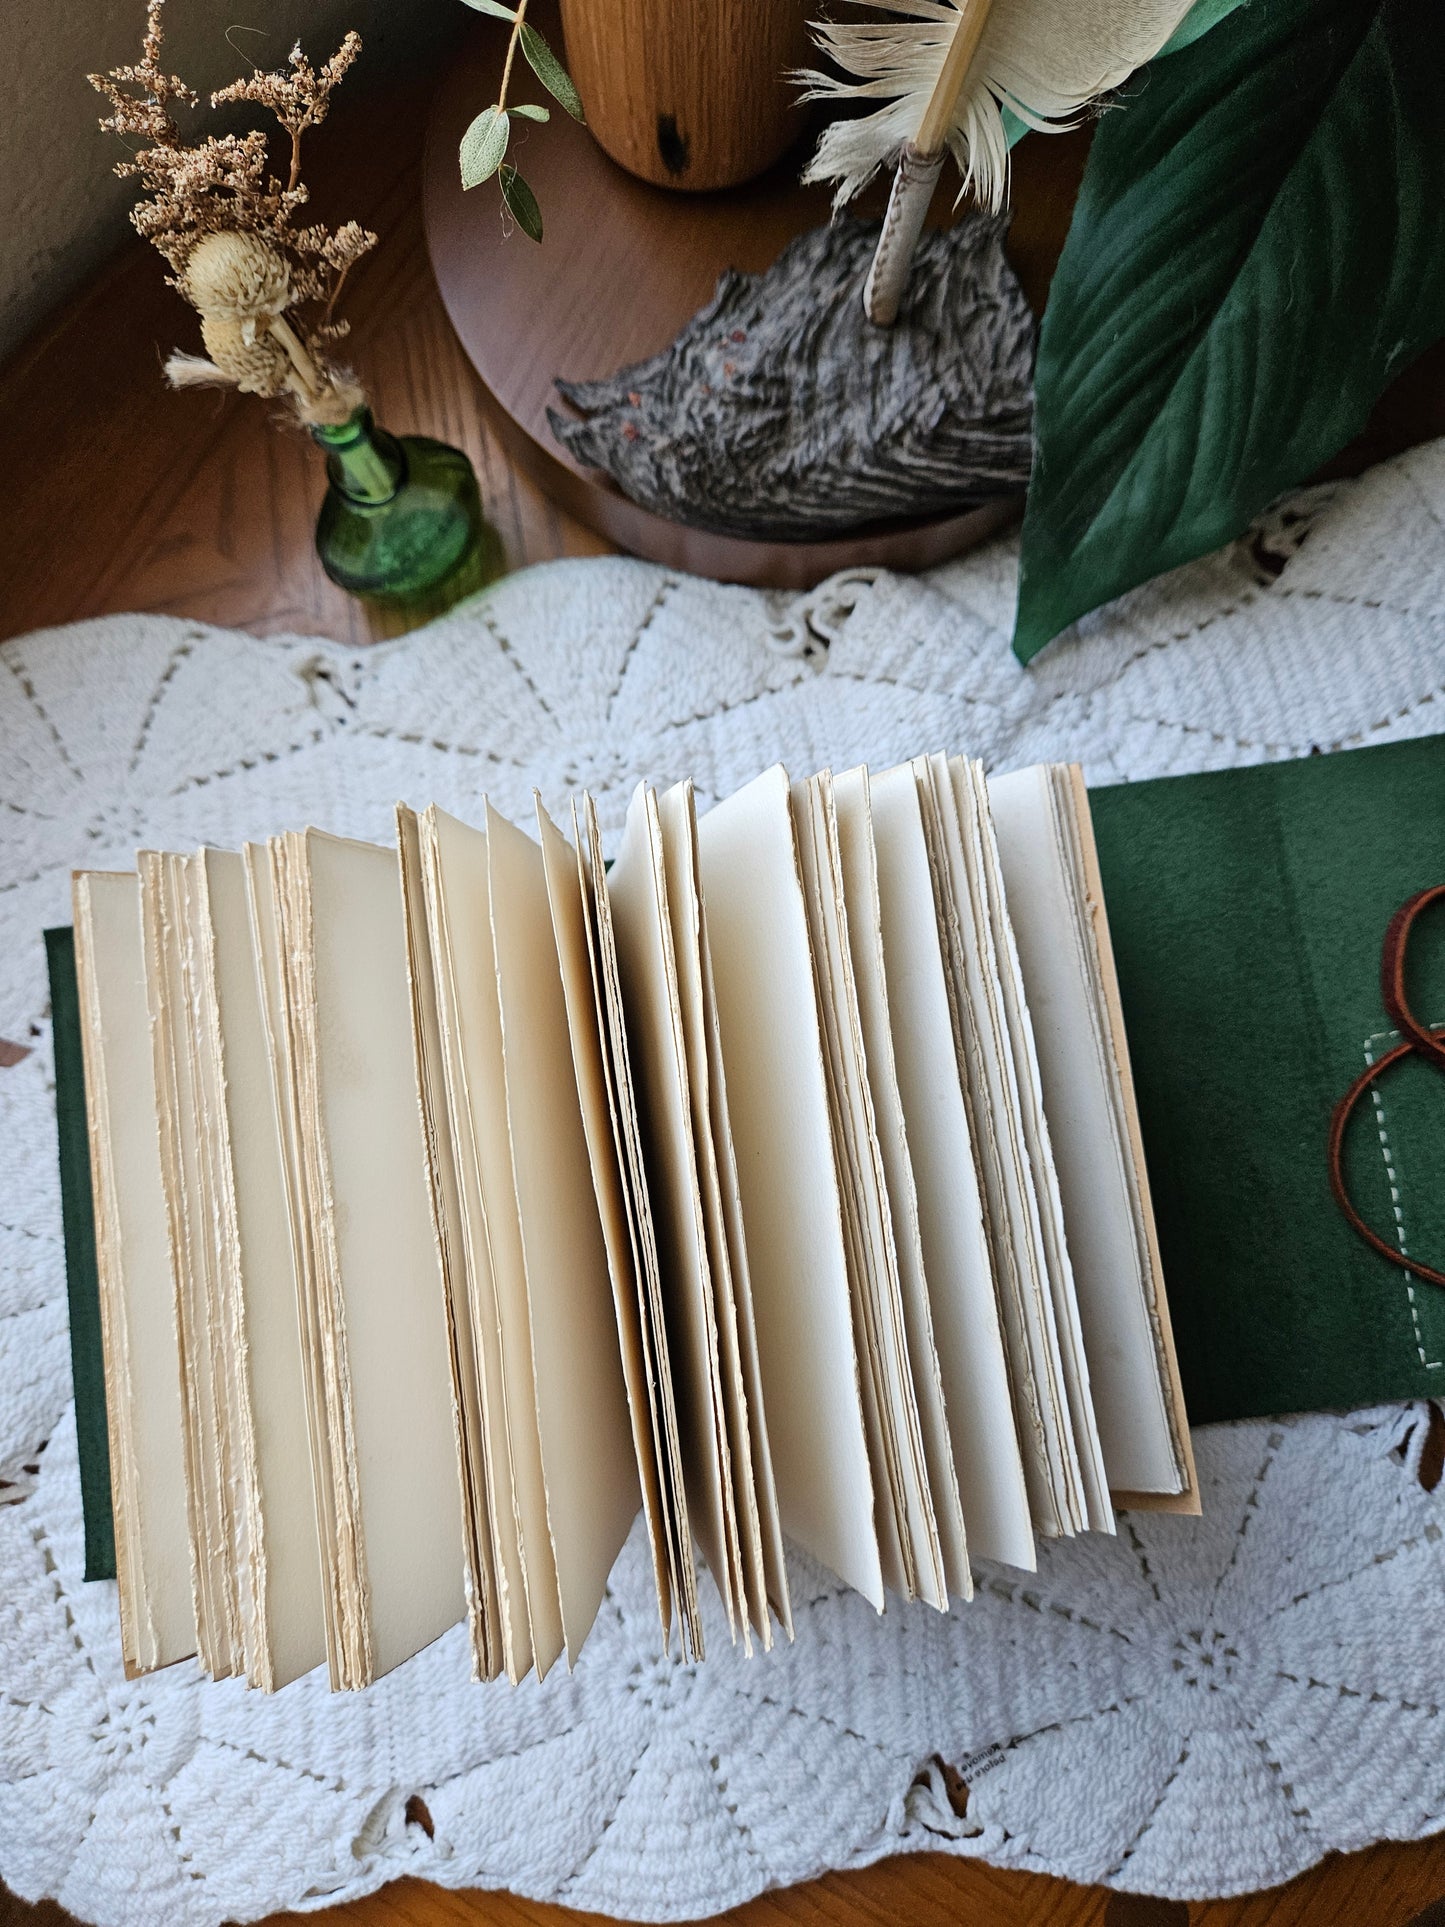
1157;0;1250;58
1012;0;1445;663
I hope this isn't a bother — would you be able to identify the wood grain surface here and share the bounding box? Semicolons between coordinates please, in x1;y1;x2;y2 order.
7;1829;1445;1927
556;0;812;189
422;3;1089;587
0;55;606;652
5;41;1445;1927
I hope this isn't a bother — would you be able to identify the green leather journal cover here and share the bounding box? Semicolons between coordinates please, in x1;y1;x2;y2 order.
46;731;1445;1560
1091;731;1445;1425
46;925;116;1582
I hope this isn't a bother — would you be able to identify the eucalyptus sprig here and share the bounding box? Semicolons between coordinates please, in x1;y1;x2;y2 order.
458;0;584;242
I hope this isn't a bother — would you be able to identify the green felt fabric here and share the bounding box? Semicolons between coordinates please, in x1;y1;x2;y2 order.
1091;732;1445;1424
45;732;1445;1570
46;926;116;1582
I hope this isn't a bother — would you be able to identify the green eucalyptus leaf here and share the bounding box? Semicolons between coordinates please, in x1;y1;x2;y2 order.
459;103;509;188
499;162;544;241
1013;0;1445;662
518;23;585;121
508;101;550;121
458;0;517;17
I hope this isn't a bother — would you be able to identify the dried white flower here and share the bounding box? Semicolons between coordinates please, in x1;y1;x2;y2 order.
183;232;291;323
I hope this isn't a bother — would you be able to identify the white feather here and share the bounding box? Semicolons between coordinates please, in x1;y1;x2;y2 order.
163;352;232;390
798;0;1197;213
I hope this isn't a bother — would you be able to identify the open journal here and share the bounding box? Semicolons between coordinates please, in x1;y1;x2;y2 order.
71;755;1196;1692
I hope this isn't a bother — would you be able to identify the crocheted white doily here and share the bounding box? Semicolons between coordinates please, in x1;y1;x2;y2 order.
4;441;1445;1926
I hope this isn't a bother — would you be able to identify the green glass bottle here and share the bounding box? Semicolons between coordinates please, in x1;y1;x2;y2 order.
310;408;503;623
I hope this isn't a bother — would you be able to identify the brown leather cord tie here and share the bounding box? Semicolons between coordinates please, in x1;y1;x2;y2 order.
1328;884;1445;1288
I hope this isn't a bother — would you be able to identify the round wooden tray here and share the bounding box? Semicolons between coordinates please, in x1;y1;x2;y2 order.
422;8;1087;589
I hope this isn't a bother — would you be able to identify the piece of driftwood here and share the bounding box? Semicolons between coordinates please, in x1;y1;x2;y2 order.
548;213;1035;541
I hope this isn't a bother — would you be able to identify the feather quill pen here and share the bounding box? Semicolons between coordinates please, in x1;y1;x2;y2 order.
799;0;1197;323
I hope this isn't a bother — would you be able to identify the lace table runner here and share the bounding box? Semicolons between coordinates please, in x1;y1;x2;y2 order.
3;441;1445;1923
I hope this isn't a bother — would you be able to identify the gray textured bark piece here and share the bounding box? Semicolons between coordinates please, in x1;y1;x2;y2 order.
548;213;1035;541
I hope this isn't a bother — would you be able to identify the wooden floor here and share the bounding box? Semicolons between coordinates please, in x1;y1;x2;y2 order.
6;1835;1445;1927
5;48;1445;1927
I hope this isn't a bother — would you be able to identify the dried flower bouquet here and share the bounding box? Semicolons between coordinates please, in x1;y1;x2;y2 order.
91;0;376;425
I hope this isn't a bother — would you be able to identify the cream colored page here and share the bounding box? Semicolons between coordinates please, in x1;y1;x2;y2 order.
422;811;535;1680
1063;766;1197;1513
800;771;945;1608
608;787;737;1629
421;817;532;1680
988;765;1187;1497
581;794;701;1659
203;849;328;1687
273;832;359;1686
791;776;914;1602
187;859;262;1681
832;768;970;1600
695;766;883;1609
536;799;671;1642
930;754;1084;1533
635;786;747;1650
951;755;1086;1533
74;871;196;1670
244;842;343;1678
486;802;641;1664
139;850;232;1675
963;761;1112;1537
141;856;212;1670
656;779;774;1649
806;771;947;1606
186;859;255;1681
395;810;501;1680
915;755;1066;1539
428;806;563;1677
868;769;1036;1572
955;759;1102;1526
697;889;792;1638
304;830;466;1678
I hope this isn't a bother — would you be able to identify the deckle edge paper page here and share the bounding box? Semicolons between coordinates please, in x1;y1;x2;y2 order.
51;730;1445;1671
